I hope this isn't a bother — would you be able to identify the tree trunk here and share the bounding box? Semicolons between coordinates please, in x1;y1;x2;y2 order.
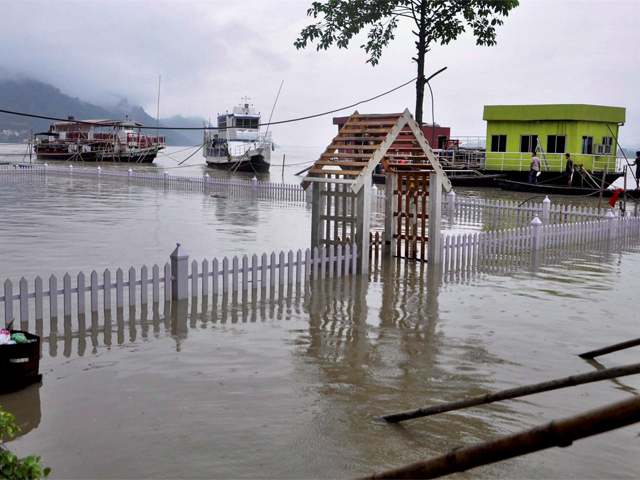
414;1;427;127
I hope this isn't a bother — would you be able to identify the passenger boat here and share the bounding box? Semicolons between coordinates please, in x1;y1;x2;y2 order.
34;117;165;163
203;99;272;172
496;179;640;198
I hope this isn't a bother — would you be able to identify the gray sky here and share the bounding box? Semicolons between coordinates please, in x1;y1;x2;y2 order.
1;0;638;148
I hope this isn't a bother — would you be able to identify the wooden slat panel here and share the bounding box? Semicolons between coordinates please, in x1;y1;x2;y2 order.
308;168;363;176
321;152;374;159
315;160;370;166
332;136;385;142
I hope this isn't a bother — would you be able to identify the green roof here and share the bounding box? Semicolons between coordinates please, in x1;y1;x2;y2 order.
483;104;625;124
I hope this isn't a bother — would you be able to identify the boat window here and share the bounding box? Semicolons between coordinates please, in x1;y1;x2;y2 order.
547;135;566;154
250;118;259;127
602;137;613;147
520;135;538;154
582;136;593;155
490;134;507;152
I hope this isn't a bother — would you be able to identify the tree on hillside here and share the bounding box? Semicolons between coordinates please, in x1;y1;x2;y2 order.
294;0;519;126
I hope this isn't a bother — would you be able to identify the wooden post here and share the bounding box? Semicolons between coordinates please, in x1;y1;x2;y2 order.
311;182;324;252
579;337;640;359
428;172;442;263
170;242;189;300
355;174;371;274
363;396;640;479
597;165;607;211
384;173;397;256
382;362;640;423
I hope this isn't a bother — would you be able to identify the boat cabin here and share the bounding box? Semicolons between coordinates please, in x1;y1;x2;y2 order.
484;104;625;173
215;100;262;142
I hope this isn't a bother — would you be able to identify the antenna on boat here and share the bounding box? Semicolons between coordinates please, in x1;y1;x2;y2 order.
264;80;284;138
156;75;161;149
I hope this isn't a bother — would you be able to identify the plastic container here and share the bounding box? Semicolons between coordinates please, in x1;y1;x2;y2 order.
0;330;42;394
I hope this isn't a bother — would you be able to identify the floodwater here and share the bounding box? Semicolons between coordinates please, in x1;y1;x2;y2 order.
1;144;640;479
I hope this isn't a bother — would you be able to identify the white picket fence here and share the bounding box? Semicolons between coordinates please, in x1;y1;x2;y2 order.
443;191;613;224
440;213;640;273
0;164;308;202
0;243;358;326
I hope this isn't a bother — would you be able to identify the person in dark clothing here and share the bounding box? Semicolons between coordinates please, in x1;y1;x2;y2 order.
635;151;640;189
565;153;574;187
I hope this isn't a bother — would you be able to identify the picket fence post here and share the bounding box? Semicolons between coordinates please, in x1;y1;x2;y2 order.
606;211;616;239
542;196;550;224
531;215;543;250
170;243;189;300
447;190;456;213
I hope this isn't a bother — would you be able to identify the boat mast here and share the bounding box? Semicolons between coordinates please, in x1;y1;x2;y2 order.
156;75;161;153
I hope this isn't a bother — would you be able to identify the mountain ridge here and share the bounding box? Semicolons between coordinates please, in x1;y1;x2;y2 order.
0;78;204;146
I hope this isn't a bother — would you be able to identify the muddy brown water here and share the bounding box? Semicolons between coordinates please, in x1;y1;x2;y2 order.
1;145;640;478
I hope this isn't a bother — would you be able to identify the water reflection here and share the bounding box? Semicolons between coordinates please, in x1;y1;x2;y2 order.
1;382;42;443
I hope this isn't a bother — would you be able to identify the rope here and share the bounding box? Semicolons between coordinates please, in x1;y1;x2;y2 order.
0;76;419;131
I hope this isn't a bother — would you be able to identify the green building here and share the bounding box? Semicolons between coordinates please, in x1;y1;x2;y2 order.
484;104;625;173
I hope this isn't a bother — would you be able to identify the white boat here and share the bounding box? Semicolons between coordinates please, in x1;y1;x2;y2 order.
203;98;272;172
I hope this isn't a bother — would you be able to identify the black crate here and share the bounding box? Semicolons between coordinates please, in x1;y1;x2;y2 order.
0;331;42;394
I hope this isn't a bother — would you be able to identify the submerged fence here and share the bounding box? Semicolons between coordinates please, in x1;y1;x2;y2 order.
441;213;640;273
0;164;308;202
1;243;358;326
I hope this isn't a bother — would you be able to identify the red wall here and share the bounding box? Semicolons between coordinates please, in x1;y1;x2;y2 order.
333;116;451;148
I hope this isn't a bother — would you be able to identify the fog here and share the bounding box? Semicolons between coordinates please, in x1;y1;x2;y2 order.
1;0;638;147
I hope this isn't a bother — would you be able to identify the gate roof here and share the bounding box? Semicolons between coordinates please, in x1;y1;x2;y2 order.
302;108;451;193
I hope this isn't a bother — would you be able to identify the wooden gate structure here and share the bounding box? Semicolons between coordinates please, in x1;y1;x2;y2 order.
302;109;451;269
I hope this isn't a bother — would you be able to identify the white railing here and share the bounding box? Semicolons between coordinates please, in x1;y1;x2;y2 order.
0;243;358;326
440;213;640;273
445;193;611;225
0;164;308;202
484;152;622;173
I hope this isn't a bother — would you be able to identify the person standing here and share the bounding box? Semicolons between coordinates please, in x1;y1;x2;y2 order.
529;152;541;184
634;151;640;189
565;153;574;187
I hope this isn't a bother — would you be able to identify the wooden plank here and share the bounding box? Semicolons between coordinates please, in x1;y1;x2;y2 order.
152;265;160;303
164;263;171;302
77;272;86;314
63;273;72;316
48;275;58;318
212;259;219;295
222;257;229;293
191;260;198;297
270;252;277;288
201;259;209;297
279;251;285;285
116;269;124;308
3;279;14;323
242;255;249;291
321;152;373;159
261;253;268;288
232;256;239;293
104;269;111;310
90;271;99;311
35;276;43;320
19;278;28;323
287;250;294;284
141;265;148;305
315;160;370;166
309;168;363;176
128;267;136;307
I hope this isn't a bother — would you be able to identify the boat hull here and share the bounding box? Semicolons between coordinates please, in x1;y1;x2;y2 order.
372;173;506;187
483;169;622;187
35;148;159;163
206;154;270;173
496;179;639;198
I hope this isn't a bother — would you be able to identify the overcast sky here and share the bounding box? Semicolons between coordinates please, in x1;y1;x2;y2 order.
1;0;638;148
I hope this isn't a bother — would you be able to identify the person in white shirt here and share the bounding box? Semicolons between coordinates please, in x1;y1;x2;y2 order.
529;153;541;184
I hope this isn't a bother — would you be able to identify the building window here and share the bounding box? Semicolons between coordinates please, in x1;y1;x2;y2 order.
582;136;593;154
491;134;507;152
520;135;538;154
602;137;613;147
547;135;566;154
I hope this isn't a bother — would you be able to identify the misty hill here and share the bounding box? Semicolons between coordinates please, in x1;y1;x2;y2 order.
159;115;207;146
0;78;193;146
